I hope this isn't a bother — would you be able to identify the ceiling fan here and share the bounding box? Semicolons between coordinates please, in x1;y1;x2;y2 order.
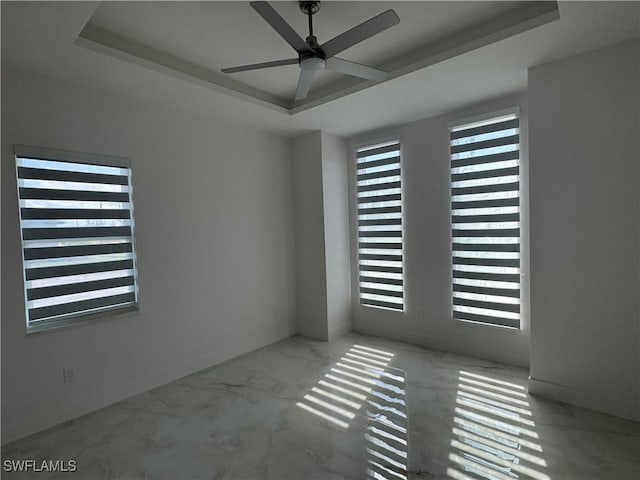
221;1;400;101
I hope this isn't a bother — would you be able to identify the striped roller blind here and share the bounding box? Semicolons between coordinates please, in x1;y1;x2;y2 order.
356;140;404;311
450;114;521;329
15;146;139;330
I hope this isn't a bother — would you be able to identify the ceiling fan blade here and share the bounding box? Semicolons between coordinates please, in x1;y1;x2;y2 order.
250;1;308;54
320;9;400;58
295;69;316;101
221;58;298;74
326;57;387;81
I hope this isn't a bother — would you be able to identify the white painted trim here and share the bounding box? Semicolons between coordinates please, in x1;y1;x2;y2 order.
351;136;406;315
352;134;402;152
291;2;559;115
448;106;520;130
75;26;289;114
447;105;526;332
75;3;559;116
348;92;530;368
15;145;130;168
328;323;351;341
14;145;142;335
528;376;640;422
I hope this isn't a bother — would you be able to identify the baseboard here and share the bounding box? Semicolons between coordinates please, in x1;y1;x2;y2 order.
528;376;640;422
352;324;528;368
328;322;351;340
2;331;296;445
407;332;447;352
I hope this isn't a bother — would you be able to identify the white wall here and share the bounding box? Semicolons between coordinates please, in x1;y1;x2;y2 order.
292;132;328;340
528;39;640;421
321;132;352;340
291;131;352;340
1;69;297;443
348;94;530;368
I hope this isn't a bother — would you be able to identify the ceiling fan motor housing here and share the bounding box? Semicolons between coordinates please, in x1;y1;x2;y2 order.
302;35;324;59
221;1;398;101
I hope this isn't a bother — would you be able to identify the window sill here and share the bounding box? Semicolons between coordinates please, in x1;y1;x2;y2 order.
26;304;140;335
453;317;521;331
360;303;405;314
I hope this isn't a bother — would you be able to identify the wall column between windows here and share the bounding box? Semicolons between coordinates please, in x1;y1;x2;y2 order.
292;131;352;340
347;93;530;368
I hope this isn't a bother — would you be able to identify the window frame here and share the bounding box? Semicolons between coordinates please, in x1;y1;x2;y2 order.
448;108;523;330
353;137;405;313
14;145;140;334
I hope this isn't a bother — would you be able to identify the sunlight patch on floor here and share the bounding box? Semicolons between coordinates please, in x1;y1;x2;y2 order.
295;344;409;479
447;371;550;480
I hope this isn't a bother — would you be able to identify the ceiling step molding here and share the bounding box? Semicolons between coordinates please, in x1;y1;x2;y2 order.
75;2;559;116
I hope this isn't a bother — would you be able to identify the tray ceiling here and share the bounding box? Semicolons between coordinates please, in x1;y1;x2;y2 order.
77;1;559;113
2;2;639;136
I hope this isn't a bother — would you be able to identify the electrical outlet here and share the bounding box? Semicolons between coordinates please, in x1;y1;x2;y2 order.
63;368;75;383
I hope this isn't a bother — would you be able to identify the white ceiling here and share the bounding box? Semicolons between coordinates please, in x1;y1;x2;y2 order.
2;1;639;137
85;1;525;100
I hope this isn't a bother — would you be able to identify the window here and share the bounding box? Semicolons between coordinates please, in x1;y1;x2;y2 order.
356;140;404;311
15;146;139;332
450;113;521;329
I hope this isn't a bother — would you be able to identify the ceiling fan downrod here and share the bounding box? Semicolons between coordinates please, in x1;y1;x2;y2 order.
221;1;399;101
299;1;321;51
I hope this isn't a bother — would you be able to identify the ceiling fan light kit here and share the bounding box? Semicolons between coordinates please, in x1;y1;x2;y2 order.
221;1;400;101
300;57;326;72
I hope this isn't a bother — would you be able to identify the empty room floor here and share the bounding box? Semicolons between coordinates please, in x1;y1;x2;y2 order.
2;333;639;480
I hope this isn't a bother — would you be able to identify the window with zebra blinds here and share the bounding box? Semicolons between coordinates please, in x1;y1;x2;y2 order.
355;140;404;312
449;113;521;329
15;146;140;333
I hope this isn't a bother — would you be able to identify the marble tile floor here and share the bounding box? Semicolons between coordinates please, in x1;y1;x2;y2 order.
2;333;639;480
